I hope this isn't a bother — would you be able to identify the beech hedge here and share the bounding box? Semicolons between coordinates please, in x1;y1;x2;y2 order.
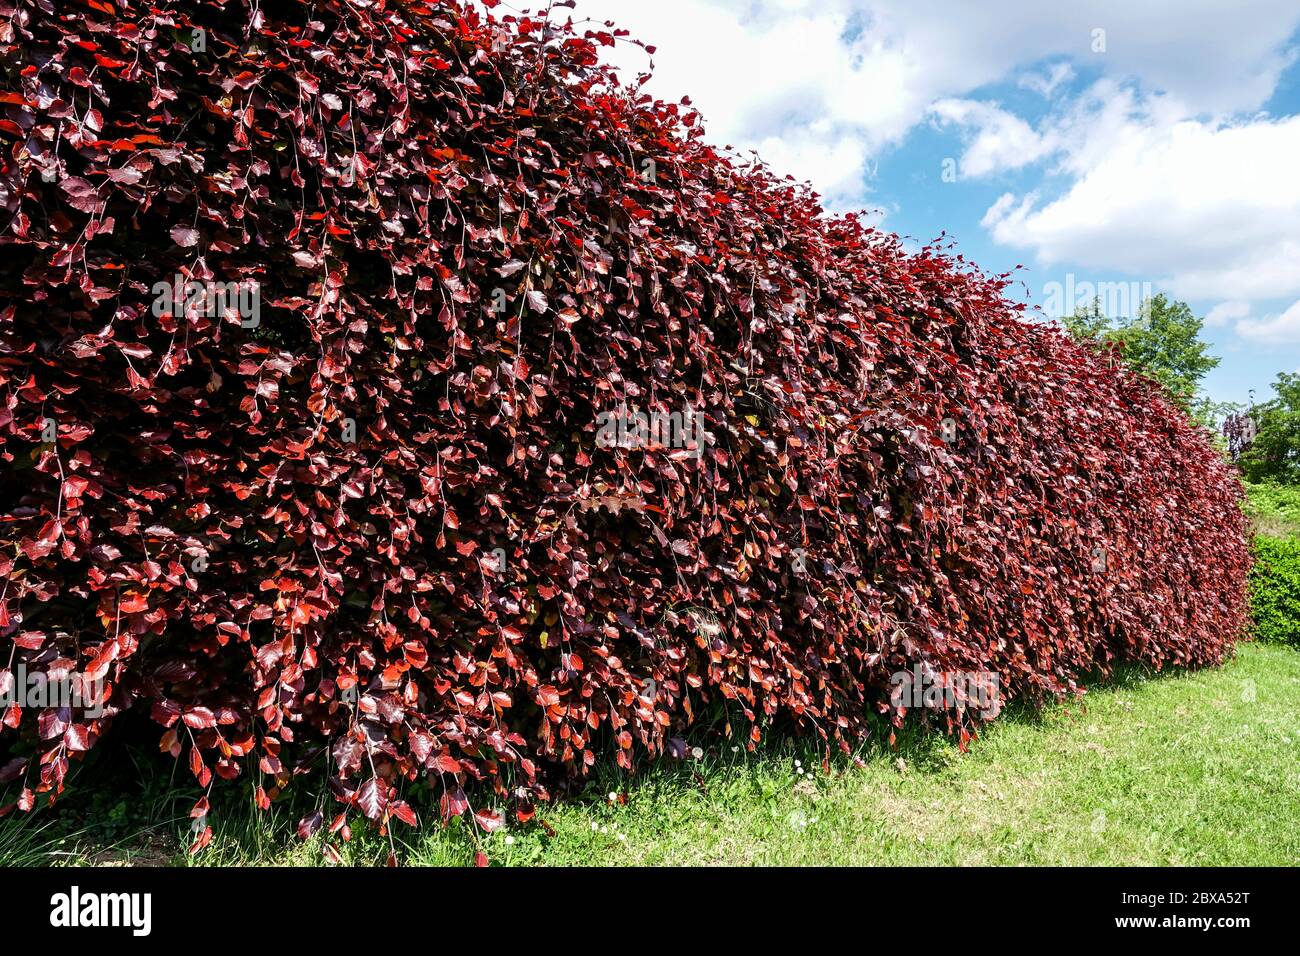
0;0;1249;841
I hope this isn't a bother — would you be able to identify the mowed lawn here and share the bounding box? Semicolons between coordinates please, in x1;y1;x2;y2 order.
3;642;1297;867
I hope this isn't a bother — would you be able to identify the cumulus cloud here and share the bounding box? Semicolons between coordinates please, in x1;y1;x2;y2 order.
1237;301;1300;343
1206;301;1251;327
1019;62;1076;99
981;110;1300;301
928;99;1053;177
555;0;1300;216
572;0;1300;202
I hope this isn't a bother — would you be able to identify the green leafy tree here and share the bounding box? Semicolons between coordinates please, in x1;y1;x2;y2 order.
1237;373;1300;483
1061;293;1222;429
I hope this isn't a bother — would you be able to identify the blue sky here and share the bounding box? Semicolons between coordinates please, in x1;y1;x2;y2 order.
561;0;1300;408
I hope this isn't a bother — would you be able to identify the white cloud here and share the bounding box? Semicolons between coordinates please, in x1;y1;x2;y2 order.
579;0;905;207
575;0;1300;206
1019;62;1076;99
981;110;1300;301
928;99;1053;177
981;192;1029;229
1237;300;1300;342
1206;301;1251;326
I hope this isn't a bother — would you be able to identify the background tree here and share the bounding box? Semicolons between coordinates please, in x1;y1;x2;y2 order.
1236;373;1300;483
1061;293;1222;429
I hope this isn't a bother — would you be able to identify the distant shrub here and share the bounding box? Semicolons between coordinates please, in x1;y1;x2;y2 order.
1249;536;1300;647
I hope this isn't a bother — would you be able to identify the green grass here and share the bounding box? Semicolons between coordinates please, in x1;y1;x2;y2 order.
1244;481;1300;538
6;642;1298;866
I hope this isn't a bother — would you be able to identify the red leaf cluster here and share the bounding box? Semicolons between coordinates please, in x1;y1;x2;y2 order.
0;0;1248;822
